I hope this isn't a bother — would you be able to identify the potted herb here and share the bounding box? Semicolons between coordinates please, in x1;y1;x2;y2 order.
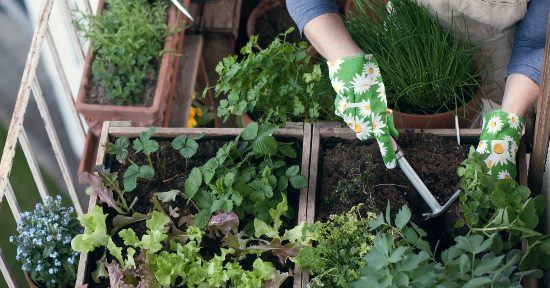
208;28;337;127
343;0;486;129
74;122;312;287
74;0;186;136
10;196;81;288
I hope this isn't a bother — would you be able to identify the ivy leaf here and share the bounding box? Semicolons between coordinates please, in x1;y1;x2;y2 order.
107;137;129;163
185;167;202;199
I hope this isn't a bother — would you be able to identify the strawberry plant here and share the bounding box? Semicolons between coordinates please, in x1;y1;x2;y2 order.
74;0;181;105
172;132;205;171
183;122;307;229
206;28;337;125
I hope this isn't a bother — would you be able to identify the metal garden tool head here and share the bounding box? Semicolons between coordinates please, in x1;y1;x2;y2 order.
391;138;461;219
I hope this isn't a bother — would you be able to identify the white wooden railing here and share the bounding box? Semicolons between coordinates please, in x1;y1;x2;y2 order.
0;0;91;286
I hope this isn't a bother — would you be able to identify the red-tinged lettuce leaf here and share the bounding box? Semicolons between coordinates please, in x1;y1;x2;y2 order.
247;238;300;266
151;194;188;246
135;249;159;288
101;258;137;288
264;269;292;288
208;211;239;238
222;231;251;258
112;212;149;235
79;172;124;214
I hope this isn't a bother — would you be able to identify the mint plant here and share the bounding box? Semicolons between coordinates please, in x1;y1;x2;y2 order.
457;146;550;273
184;122;307;228
10;196;80;288
74;0;180;105
206;28;337;125
172;132;205;170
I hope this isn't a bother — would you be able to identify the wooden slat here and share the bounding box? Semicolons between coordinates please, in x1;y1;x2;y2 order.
168;35;203;127
31;78;83;216
45;27;86;143
319;127;483;140
18;127;49;201
59;0;86;66
5;182;21;223
107;127;305;140
0;247;18;288
528;8;550;197
199;0;242;37
0;0;54;209
307;123;321;225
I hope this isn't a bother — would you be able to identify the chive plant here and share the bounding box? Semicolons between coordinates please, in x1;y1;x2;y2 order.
344;0;490;115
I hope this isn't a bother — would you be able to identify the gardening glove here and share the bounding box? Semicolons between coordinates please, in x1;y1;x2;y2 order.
328;54;399;169
476;110;523;180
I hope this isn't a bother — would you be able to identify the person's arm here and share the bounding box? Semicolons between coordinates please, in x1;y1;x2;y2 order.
501;0;548;119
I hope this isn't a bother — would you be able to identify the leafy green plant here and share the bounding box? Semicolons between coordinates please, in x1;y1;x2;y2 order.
344;0;487;115
74;0;180;105
79;165;135;214
172;132;205;170
206;28;337;125
184;122;307;228
350;203;541;288
296;204;376;287
457;146;550;272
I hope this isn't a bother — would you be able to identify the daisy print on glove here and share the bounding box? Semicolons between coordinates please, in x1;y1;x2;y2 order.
328;59;344;78
351;73;375;95
376;84;387;105
331;77;347;93
359;99;372;118
486;115;504;134
379;141;388;157
504;135;519;159
363;62;380;82
508;113;521;129
371;113;387;136
350;116;372;140
476;140;488;154
498;170;511;180
335;95;349;117
484;140;513;169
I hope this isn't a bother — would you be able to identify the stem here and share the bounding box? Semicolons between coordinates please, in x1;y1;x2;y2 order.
147;154;153;168
128;158;137;166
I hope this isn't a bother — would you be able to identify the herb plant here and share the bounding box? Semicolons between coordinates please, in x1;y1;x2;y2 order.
344;0;487;115
184;122;307;228
11;196;80;288
74;0;180;105
296;204;376;287
172;131;205;170
457;147;550;272
206;28;337;125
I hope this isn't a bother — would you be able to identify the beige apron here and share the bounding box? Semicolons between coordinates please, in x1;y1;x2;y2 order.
417;0;529;104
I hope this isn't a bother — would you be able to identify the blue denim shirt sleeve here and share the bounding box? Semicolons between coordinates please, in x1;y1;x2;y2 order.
286;0;339;37
506;0;549;85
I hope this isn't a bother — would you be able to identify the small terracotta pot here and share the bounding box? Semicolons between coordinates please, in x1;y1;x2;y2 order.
24;271;40;288
246;0;319;60
392;88;483;129
241;113;254;128
75;0;187;137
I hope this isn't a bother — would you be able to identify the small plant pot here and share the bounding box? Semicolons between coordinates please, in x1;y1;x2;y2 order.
392;88;483;129
241;112;254;128
24;271;40;288
246;0;319;60
75;0;188;137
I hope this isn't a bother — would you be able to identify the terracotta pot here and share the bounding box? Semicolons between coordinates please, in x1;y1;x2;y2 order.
392;88;483;129
242;112;254;128
246;0;319;60
24;271;40;288
75;0;187;137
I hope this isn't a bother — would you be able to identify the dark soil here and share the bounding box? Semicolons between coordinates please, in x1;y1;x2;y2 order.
254;4;304;49
84;0;171;107
87;136;302;287
316;131;472;259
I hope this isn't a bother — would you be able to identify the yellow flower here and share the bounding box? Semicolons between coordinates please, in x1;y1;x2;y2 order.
188;108;197;127
192;90;196;99
195;107;203;117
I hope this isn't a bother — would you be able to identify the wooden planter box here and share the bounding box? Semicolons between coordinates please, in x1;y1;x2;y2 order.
75;0;189;137
75;121;313;288
303;122;531;287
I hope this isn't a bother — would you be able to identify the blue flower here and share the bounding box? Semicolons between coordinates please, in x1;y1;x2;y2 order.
46;236;52;241
50;252;58;258
21;265;27;271
16;255;20;261
35;265;42;271
68;257;74;264
56;195;61;201
55;259;61;266
9;236;13;243
35;203;41;209
51;279;56;283
49;268;54;274
36;239;42;246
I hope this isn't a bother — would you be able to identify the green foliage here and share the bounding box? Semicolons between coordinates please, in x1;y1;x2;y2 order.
71;206;109;253
74;0;180;105
458;146;550;272
206;28;337;124
350;203;539;288
172;132;205;170
344;0;486;115
107;137;129;164
185;122;306;228
295;204;376;287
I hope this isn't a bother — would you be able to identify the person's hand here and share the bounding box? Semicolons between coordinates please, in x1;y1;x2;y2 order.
328;55;399;168
476;110;523;180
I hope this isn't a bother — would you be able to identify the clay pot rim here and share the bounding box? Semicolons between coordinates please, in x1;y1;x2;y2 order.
75;0;180;113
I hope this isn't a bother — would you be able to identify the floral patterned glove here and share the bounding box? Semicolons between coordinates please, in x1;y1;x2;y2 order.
476;110;523;180
328;55;399;169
